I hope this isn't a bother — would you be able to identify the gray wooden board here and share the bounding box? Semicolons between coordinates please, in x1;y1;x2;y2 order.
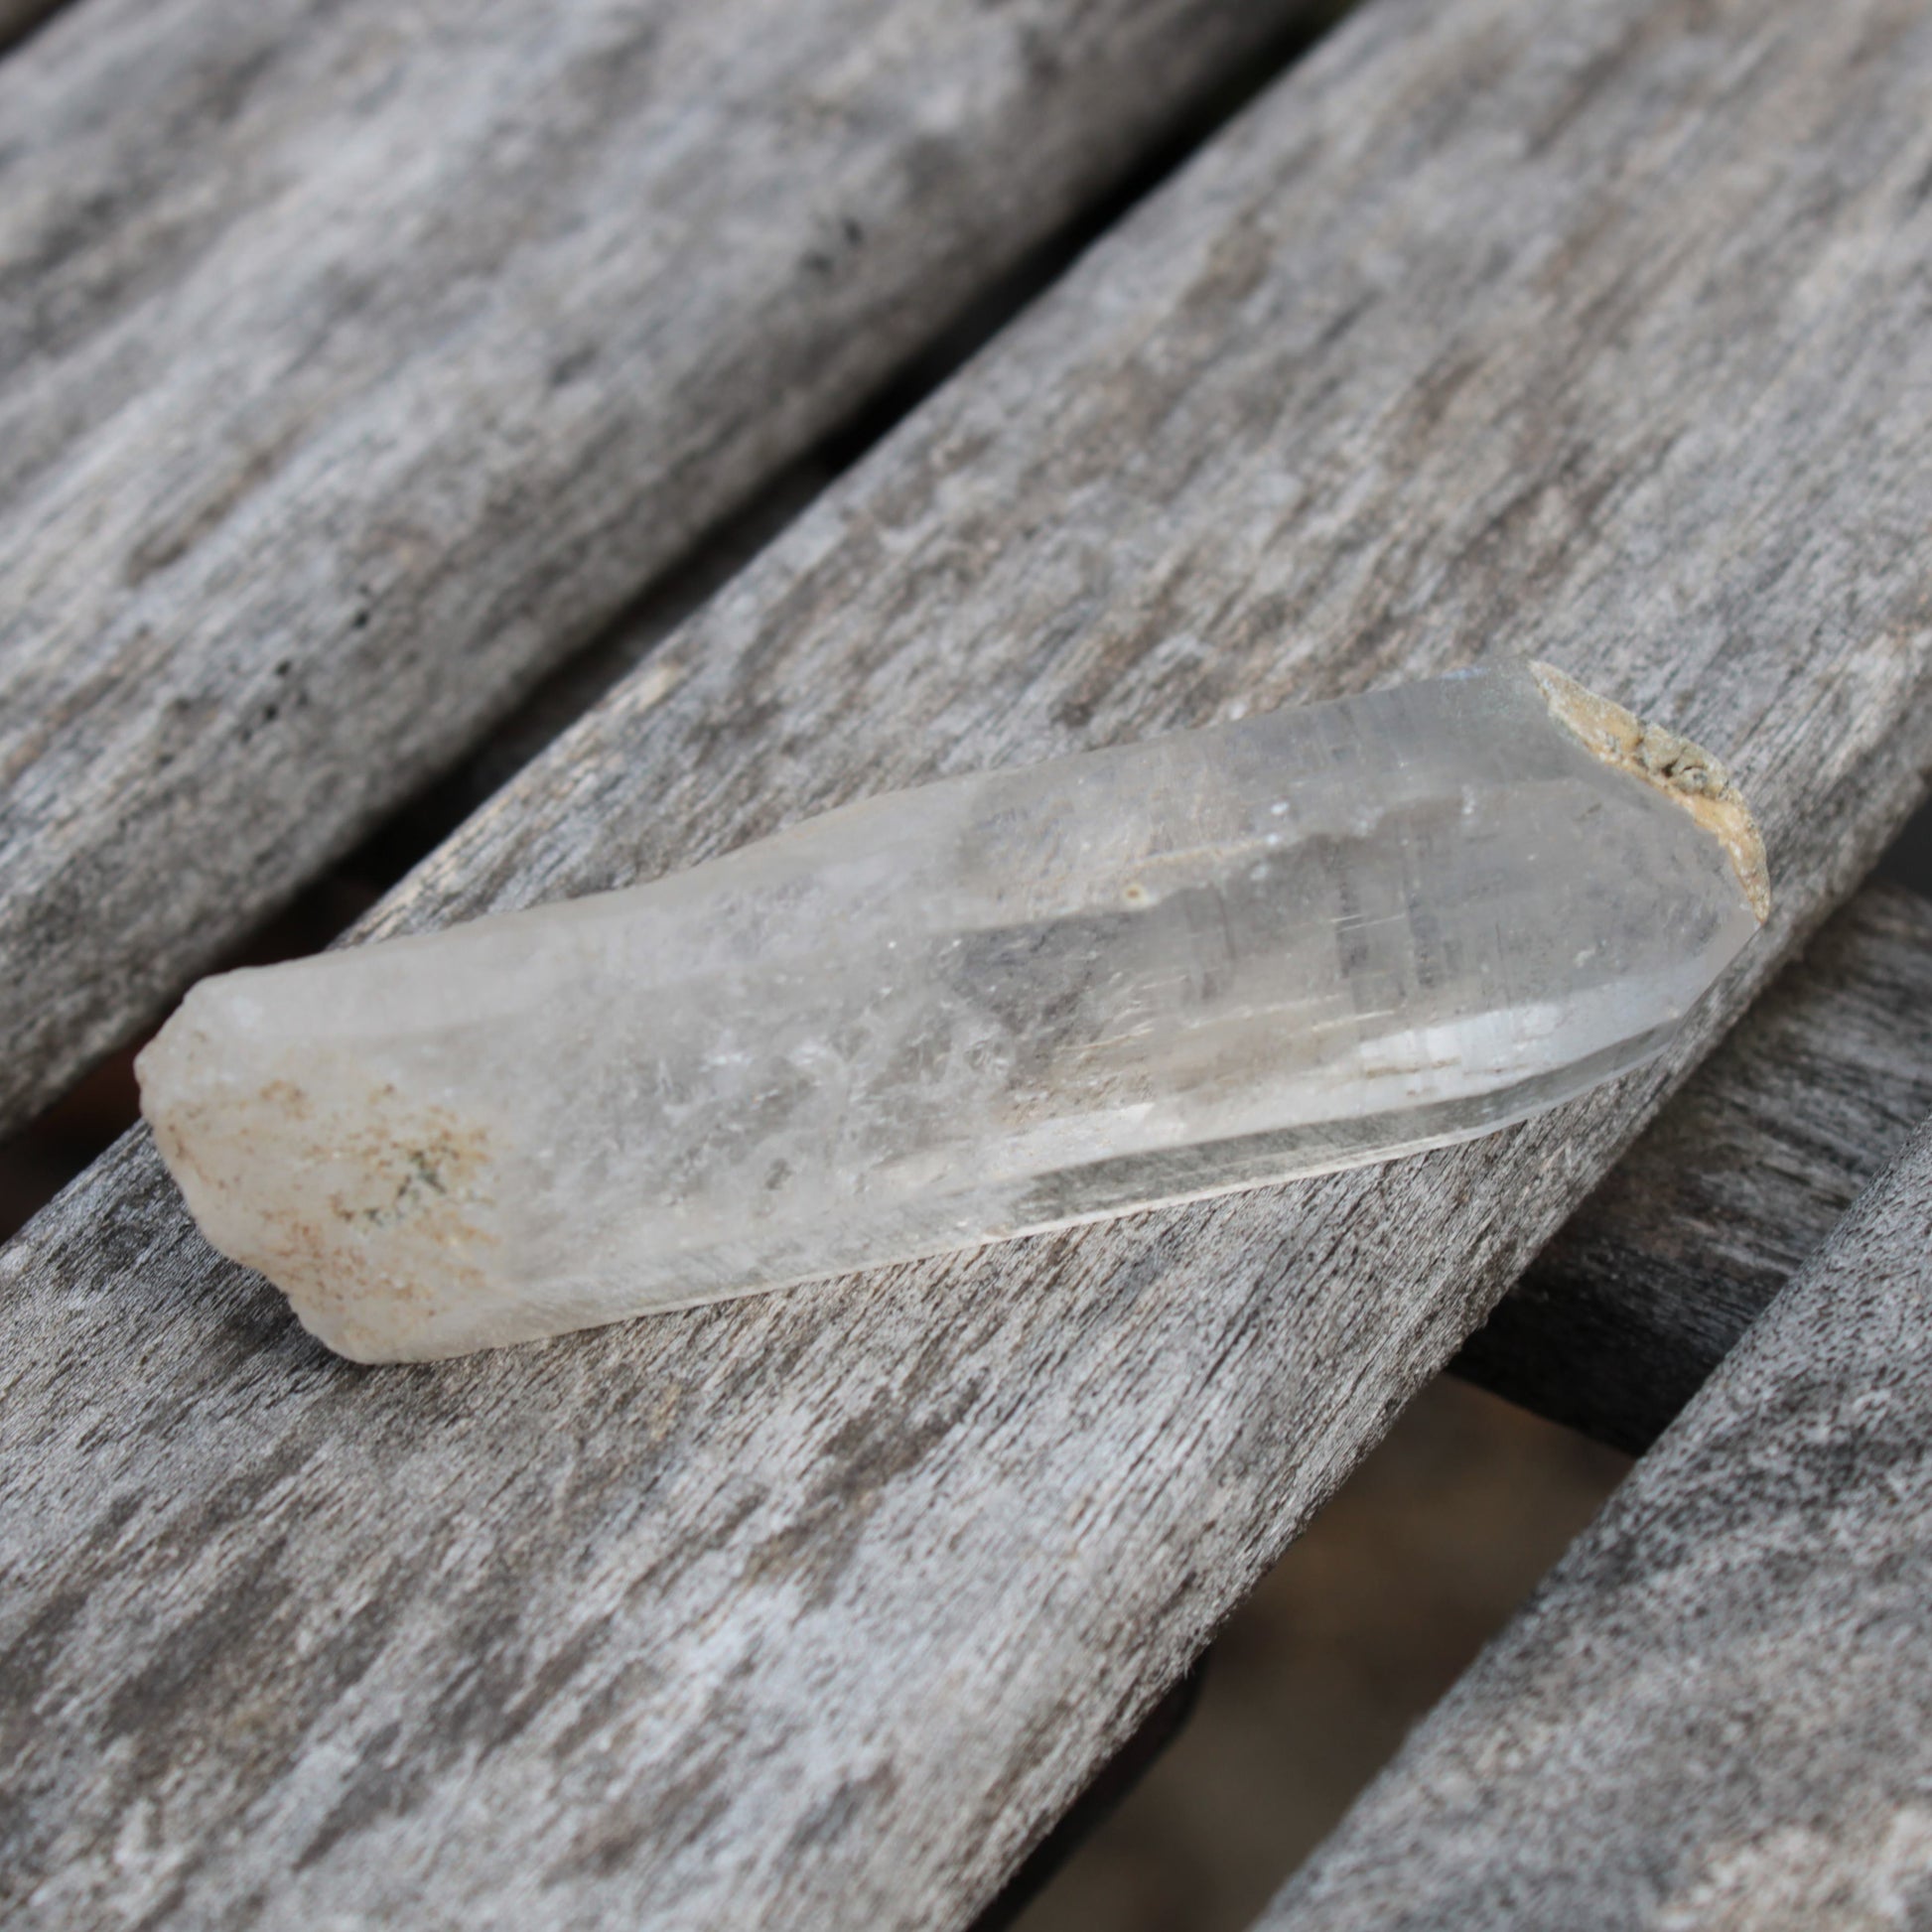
1262;1112;1932;1930
8;0;1932;1923
0;0;1322;1141
1460;878;1932;1452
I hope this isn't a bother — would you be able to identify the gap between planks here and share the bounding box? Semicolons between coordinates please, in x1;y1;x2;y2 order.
1262;1110;1932;1928
1460;877;1932;1453
0;0;63;56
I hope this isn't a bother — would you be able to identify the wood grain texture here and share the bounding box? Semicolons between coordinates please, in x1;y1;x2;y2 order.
0;0;1320;1140
8;0;1932;1924
1460;879;1932;1451
1263;1112;1932;1930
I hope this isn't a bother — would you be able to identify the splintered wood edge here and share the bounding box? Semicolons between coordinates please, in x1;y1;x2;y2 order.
1530;659;1772;925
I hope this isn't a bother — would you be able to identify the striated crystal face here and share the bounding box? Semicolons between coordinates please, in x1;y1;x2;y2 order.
138;659;1766;1361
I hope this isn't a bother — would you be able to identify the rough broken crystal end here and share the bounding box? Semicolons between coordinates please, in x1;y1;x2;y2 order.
1530;659;1770;924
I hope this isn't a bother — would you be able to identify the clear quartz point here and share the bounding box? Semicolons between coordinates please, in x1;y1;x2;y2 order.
138;659;1768;1361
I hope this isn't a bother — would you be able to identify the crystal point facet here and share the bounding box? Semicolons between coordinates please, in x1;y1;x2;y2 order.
138;660;1766;1361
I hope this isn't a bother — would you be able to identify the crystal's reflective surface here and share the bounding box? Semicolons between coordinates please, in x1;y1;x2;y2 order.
139;660;1766;1360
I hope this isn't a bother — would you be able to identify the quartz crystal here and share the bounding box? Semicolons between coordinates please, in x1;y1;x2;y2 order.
138;660;1767;1362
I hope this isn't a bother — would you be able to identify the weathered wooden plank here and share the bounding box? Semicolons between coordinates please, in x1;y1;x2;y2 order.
7;0;1932;1924
1262;1111;1932;1930
0;0;1325;1141
1459;878;1932;1451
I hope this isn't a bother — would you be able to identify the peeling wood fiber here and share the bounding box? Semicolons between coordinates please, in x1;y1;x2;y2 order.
7;0;1932;1925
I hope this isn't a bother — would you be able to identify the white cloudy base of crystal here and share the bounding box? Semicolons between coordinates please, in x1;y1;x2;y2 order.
138;659;1765;1361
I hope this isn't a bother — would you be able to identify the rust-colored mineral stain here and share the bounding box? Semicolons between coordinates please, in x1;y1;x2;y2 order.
137;1033;503;1361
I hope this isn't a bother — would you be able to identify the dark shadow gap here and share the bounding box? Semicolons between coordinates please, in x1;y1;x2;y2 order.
0;0;69;60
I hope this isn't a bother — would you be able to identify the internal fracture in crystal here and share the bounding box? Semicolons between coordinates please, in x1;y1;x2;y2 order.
138;659;1768;1361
